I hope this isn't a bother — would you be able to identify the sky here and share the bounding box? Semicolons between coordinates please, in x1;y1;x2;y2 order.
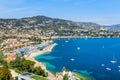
0;0;120;25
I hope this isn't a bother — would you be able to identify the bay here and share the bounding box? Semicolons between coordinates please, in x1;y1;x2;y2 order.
35;38;120;80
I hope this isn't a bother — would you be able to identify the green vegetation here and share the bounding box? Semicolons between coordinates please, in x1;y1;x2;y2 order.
9;56;34;73
73;73;91;80
12;56;23;69
0;67;12;80
33;67;48;77
29;36;42;45
0;38;3;44
22;59;35;72
63;74;68;80
0;54;7;66
0;50;3;54
0;58;4;65
31;76;46;80
0;16;120;40
9;56;48;77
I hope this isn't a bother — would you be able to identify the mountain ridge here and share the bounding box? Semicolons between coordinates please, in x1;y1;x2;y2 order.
0;15;119;32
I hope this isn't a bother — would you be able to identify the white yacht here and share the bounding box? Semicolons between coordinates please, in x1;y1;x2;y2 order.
85;36;88;40
110;60;117;64
110;56;117;64
118;70;120;72
101;64;105;67
77;47;80;50
65;40;69;43
70;58;75;61
102;45;104;48
106;68;111;71
118;66;120;68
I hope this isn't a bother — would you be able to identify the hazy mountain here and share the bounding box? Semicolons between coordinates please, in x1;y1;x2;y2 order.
108;24;120;32
0;15;119;32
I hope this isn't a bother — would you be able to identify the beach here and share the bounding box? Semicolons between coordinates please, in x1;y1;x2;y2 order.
24;43;59;80
27;43;57;58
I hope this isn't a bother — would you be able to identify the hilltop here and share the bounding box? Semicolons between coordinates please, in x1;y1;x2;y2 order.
0;15;120;38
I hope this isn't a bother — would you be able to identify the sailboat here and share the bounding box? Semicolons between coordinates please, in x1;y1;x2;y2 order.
118;70;120;72
65;40;69;43
110;56;117;64
77;47;80;50
101;64;105;67
70;58;75;61
102;45;104;48
106;67;111;71
118;66;120;68
85;36;88;40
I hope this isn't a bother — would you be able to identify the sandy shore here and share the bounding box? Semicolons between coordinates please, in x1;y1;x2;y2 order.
24;43;59;80
27;43;57;58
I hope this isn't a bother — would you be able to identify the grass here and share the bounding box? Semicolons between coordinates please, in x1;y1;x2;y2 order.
31;76;47;80
0;39;3;44
0;50;3;54
14;68;23;74
73;73;91;80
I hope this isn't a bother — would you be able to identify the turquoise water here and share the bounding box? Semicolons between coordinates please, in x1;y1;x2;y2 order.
35;38;120;80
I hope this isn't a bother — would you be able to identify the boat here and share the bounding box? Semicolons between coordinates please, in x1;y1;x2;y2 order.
106;68;111;71
118;66;120;68
101;64;105;67
65;40;69;43
70;58;75;61
110;60;117;64
110;56;117;64
102;45;104;48
85;36;88;40
77;47;80;50
118;70;120;72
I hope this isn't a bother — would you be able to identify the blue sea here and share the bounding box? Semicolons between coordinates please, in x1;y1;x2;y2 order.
35;38;120;80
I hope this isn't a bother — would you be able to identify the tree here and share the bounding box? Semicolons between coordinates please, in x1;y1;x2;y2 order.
15;76;18;80
13;56;22;68
22;60;35;72
9;57;35;72
0;67;12;80
80;78;84;80
63;74;68;80
85;78;91;80
33;67;48;77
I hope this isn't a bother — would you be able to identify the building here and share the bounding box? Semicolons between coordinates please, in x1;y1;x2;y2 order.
18;72;46;80
62;70;76;80
18;72;35;80
5;53;17;62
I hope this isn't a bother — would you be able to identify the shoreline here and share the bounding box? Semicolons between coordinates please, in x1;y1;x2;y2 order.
51;36;120;39
27;43;57;58
24;42;93;80
24;43;58;80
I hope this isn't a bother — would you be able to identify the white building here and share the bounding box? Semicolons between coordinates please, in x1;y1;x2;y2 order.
62;70;76;80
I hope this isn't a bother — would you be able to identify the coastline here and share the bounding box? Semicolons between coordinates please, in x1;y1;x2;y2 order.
24;41;93;80
27;43;57;58
24;43;58;80
51;36;120;39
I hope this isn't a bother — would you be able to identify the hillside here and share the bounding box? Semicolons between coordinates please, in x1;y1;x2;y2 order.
0;16;106;30
0;15;120;38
